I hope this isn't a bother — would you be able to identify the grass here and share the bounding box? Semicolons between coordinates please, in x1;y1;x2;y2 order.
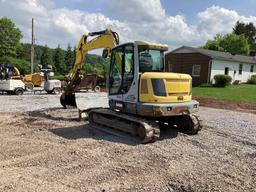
193;84;256;104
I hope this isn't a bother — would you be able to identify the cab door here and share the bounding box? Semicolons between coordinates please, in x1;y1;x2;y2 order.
109;46;123;97
109;44;135;108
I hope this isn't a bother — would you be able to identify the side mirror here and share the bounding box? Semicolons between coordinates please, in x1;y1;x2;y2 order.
102;49;109;58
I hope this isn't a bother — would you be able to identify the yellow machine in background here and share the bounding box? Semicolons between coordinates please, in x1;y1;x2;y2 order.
23;73;43;90
9;68;43;91
4;66;60;94
61;29;202;143
23;70;61;94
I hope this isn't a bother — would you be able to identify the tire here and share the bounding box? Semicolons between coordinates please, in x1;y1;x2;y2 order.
94;86;101;92
53;87;61;95
15;88;24;95
25;83;34;91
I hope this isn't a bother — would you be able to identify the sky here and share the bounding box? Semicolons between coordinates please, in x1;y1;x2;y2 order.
0;0;256;52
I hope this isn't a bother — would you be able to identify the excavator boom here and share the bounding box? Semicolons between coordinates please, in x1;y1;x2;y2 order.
60;29;119;108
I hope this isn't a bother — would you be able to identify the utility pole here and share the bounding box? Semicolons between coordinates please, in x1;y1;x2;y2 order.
31;18;34;74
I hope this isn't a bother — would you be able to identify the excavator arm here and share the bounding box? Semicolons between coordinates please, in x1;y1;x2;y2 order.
60;29;119;108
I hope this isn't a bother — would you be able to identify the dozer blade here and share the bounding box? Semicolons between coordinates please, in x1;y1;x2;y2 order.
75;92;108;110
60;92;77;109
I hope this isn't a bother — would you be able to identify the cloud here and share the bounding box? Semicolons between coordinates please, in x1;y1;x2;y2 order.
105;0;199;48
197;6;256;40
196;6;239;43
0;0;256;51
0;0;130;48
107;0;165;22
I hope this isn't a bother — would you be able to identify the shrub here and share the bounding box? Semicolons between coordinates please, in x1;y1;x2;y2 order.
214;74;232;87
0;56;30;74
247;74;256;84
51;75;65;81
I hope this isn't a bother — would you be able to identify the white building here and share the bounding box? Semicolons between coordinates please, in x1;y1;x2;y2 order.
165;46;256;84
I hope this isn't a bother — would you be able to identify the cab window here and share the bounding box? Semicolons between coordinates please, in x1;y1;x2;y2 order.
139;47;164;72
109;44;134;95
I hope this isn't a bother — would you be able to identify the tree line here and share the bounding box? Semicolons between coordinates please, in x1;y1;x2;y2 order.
2;16;255;77
201;21;256;55
15;43;76;75
0;17;107;76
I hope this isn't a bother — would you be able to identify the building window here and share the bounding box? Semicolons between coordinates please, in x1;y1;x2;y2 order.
239;64;243;75
224;67;229;75
192;65;201;77
250;65;254;73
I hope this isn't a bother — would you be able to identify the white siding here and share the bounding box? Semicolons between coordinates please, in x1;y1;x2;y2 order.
210;59;256;83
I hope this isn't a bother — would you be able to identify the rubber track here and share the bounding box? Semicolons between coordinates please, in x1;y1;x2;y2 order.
88;108;160;143
190;114;203;134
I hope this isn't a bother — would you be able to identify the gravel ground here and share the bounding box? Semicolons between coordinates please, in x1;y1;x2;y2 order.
0;94;61;112
0;94;255;191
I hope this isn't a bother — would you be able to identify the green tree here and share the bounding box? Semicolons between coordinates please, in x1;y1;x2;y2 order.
233;21;256;50
0;17;22;57
40;45;53;69
202;33;250;55
219;33;250;55
202;34;224;51
0;56;30;75
53;45;65;75
16;43;30;61
64;44;74;73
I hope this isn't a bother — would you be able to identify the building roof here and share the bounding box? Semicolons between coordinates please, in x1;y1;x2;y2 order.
168;46;256;64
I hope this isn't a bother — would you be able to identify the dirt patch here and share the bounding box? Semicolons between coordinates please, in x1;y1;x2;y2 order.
0;107;255;191
194;97;256;114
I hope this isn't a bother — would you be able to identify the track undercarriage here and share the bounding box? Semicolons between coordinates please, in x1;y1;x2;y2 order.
88;108;202;143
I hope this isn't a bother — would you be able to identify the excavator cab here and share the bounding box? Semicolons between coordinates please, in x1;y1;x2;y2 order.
108;41;169;107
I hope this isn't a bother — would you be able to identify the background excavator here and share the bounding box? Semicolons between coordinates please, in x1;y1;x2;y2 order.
61;29;202;143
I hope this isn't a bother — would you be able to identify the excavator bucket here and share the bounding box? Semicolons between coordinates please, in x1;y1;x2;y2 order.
60;92;77;109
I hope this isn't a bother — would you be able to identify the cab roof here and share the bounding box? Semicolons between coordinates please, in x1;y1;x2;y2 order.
135;41;168;51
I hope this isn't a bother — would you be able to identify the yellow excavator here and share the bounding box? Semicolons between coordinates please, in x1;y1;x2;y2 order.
60;29;202;143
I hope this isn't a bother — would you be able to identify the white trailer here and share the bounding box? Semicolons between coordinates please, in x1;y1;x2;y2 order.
0;79;25;95
44;80;62;94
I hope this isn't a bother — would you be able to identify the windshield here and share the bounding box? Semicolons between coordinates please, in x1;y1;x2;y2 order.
138;47;164;72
